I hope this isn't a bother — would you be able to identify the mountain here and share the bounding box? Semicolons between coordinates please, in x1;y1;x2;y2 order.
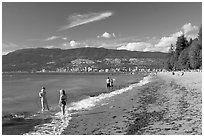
2;47;168;72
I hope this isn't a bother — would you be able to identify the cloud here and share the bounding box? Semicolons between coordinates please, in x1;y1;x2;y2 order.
151;23;199;52
28;35;69;42
59;11;113;30
62;37;68;40
102;32;112;38
28;36;61;42
116;23;199;53
69;40;79;47
112;33;116;38
182;23;199;40
44;45;55;49
182;23;198;34
53;23;199;53
116;41;172;53
116;30;183;53
2;42;20;55
102;32;111;38
117;42;153;51
154;31;183;50
43;36;61;41
97;32;116;38
86;40;122;49
62;43;68;46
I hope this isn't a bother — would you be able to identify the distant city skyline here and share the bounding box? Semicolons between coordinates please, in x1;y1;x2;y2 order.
2;2;202;55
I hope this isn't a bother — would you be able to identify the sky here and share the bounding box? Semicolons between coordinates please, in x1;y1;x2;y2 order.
2;2;202;55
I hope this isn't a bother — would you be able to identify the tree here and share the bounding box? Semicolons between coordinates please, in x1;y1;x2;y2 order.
198;25;202;41
176;47;190;70
188;40;202;69
169;53;178;70
164;44;176;70
189;38;193;46
165;24;202;70
175;34;189;55
168;44;175;54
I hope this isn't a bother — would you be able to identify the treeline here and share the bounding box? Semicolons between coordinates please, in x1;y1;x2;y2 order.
165;25;202;70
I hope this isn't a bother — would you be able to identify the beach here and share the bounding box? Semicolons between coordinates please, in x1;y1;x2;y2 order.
2;72;147;135
62;71;202;135
2;71;202;135
3;2;202;135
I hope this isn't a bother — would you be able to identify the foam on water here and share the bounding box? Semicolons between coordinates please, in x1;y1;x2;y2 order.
67;75;150;111
25;75;151;135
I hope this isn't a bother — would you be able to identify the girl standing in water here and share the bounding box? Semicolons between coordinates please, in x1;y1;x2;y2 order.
58;89;67;115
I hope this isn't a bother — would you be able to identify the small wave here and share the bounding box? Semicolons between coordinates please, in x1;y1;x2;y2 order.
68;75;151;112
25;112;72;135
2;112;32;121
25;75;151;135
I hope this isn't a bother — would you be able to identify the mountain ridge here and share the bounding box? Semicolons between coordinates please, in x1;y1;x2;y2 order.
3;47;168;72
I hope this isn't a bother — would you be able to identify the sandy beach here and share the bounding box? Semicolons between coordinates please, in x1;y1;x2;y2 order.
62;71;202;135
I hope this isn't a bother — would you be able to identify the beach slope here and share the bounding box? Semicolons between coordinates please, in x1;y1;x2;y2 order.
62;72;202;135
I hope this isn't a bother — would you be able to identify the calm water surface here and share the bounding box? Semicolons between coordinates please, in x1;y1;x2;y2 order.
2;73;142;115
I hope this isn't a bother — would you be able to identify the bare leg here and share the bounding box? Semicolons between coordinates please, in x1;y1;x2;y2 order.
61;105;65;115
63;105;65;115
46;102;50;110
41;99;44;112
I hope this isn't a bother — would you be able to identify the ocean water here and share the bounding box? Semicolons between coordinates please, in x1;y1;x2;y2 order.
2;72;150;135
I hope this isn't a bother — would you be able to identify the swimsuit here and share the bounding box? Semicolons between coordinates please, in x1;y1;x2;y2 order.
61;96;66;105
61;99;66;105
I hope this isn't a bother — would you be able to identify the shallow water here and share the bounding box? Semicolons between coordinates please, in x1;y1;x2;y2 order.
2;72;147;135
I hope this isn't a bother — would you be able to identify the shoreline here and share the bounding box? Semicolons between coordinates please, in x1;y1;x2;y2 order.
2;71;201;135
62;71;202;135
2;72;148;135
2;71;142;75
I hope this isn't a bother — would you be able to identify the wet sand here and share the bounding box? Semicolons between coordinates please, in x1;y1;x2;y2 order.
62;71;202;135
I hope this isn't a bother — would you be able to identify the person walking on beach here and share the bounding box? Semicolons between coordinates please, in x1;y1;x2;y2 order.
58;89;67;115
39;87;50;112
106;77;111;90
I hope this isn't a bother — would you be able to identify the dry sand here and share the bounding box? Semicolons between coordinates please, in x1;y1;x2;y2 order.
62;72;202;135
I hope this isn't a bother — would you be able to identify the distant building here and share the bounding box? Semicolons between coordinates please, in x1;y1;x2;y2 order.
105;69;109;72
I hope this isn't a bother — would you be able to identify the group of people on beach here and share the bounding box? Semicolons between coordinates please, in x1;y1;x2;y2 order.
39;87;67;115
106;77;114;90
38;77;115;115
172;71;185;76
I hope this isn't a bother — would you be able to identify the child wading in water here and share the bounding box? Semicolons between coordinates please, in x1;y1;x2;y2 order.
59;89;67;115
